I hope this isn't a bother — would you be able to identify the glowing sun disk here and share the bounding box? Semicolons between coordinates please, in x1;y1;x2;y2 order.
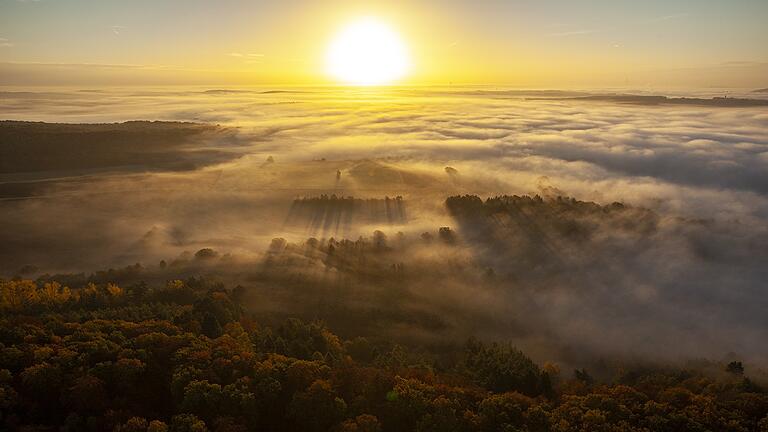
326;18;410;85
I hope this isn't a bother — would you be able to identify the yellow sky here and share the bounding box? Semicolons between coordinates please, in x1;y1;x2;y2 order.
0;0;767;87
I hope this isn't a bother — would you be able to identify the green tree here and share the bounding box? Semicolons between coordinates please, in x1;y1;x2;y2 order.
114;417;148;432
339;414;383;432
170;414;208;432
181;380;224;423
478;392;535;432
463;339;543;395
288;379;347;432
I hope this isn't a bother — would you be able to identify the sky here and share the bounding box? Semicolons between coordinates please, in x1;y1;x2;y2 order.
0;0;767;87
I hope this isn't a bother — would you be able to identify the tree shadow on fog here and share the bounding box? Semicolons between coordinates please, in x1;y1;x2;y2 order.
284;195;407;237
254;231;455;339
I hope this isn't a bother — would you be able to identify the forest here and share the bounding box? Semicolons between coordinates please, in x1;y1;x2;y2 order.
1;271;767;431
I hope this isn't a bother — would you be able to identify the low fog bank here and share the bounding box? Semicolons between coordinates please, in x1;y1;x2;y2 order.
1;87;767;368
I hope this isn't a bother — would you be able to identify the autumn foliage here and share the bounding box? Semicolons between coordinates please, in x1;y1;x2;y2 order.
0;278;766;431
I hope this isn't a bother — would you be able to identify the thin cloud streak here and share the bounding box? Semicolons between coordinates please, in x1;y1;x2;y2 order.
548;29;599;37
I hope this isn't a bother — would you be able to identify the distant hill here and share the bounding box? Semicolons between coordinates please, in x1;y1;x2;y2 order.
566;94;768;107
0;120;240;199
0;120;236;175
753;88;768;93
529;93;768;107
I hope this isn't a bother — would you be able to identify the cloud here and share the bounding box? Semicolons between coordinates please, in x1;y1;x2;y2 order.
719;60;768;67
1;88;767;366
647;13;690;23
229;52;265;58
0;38;13;48
228;53;266;64
548;29;599;37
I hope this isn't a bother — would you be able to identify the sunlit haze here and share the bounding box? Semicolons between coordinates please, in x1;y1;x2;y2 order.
1;1;768;431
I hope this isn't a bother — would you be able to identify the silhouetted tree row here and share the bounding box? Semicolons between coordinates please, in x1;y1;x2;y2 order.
446;194;659;239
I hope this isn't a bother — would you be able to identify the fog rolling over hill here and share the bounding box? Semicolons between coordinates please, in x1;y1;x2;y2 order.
2;87;768;430
1;87;766;365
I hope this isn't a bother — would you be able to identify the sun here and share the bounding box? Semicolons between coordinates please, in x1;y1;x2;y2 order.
326;17;410;86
